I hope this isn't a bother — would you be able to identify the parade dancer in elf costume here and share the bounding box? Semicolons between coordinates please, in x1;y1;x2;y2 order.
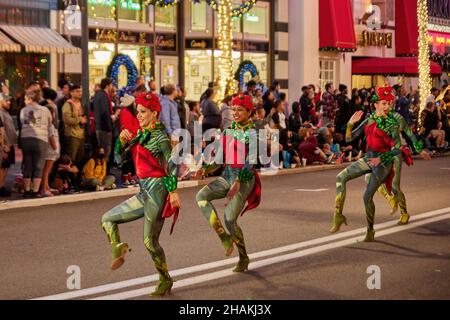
195;94;262;272
101;92;180;296
365;96;431;225
330;86;404;242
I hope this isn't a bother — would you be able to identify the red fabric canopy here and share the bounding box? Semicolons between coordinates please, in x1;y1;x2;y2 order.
352;57;442;75
396;0;419;56
319;0;356;51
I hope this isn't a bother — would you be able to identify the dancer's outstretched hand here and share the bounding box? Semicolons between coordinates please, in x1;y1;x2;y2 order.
349;111;364;125
420;150;432;161
169;191;181;209
226;181;240;201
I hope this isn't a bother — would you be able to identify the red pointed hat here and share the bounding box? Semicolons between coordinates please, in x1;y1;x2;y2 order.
232;94;254;111
376;86;396;102
136;92;161;112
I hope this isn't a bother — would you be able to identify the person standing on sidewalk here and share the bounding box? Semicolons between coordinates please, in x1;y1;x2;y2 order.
62;85;87;166
93;78;115;162
0;93;18;197
19;87;57;198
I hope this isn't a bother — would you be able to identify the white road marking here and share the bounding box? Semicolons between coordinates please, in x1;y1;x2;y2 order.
32;207;450;300
92;213;450;300
294;189;329;192
440;168;450;170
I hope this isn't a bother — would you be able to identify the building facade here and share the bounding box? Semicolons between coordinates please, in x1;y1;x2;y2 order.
59;0;291;100
0;0;80;96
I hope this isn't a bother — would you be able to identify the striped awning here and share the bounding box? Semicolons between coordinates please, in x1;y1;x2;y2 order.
0;25;81;54
0;29;20;52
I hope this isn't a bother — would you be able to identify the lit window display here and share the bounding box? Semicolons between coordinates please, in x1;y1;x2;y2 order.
243;6;268;36
243;52;268;85
88;0;148;23
88;42;151;92
190;1;207;31
155;6;176;30
184;50;214;100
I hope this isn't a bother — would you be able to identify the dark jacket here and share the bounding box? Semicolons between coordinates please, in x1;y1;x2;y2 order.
93;90;113;132
288;112;302;134
299;94;312;122
201;99;221;132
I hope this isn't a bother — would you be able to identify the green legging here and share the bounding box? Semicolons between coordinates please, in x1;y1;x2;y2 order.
196;175;255;260
335;158;393;231
101;177;171;281
366;155;407;216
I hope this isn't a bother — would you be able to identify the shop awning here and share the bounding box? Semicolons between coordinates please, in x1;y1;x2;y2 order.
395;0;418;56
319;0;357;52
352;57;442;76
0;29;20;52
0;25;80;54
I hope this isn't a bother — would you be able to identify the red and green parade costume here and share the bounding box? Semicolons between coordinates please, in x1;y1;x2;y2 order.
196;94;261;272
101;93;178;296
365;107;425;226
330;87;403;242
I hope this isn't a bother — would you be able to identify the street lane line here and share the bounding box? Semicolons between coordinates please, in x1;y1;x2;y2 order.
294;189;329;192
92;213;450;300
32;207;450;300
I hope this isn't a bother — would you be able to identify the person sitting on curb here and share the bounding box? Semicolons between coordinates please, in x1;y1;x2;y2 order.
52;154;79;194
81;147;116;191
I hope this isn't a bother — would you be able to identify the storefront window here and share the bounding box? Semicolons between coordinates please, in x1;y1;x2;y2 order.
243;6;268;36
88;41;152;92
190;1;207;31
243;52;268;85
0;7;49;26
184;50;213;100
319;59;336;92
155;6;176;30
88;0;147;23
0;53;48;110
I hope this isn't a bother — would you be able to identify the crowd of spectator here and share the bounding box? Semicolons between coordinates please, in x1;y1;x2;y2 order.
0;76;449;199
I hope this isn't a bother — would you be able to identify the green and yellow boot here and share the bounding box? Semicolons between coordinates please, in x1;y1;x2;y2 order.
111;242;130;270
151;260;173;296
388;195;399;215
330;213;348;233
397;213;410;225
102;222;130;270
210;212;234;256
233;238;250;273
363;229;375;242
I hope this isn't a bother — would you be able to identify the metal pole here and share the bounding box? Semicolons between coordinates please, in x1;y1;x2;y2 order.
81;0;89;109
115;0;119;55
153;5;157;83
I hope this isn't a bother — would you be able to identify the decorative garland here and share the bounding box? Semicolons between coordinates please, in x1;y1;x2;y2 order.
192;0;257;18
106;54;139;91
319;47;357;53
234;60;259;88
144;0;179;7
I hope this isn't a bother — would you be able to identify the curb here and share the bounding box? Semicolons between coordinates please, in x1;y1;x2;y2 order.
0;163;350;212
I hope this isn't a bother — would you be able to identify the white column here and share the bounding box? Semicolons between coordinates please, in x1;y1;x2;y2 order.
288;0;319;105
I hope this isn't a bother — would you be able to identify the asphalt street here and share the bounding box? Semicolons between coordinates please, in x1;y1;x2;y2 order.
0;157;449;300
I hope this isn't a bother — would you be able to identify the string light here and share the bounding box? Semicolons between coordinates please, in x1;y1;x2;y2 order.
417;0;432;125
216;0;235;102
